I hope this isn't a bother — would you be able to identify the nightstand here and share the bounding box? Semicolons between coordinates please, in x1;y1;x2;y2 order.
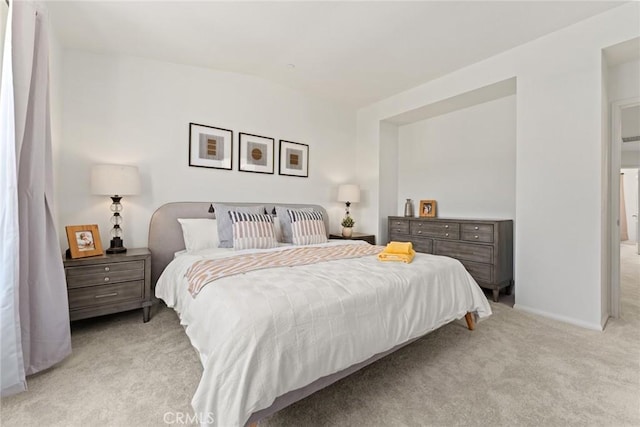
63;248;152;322
329;233;376;245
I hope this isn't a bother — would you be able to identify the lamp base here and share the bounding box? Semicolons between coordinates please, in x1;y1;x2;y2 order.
106;237;127;254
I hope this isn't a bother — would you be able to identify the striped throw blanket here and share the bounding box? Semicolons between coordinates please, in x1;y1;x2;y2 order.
186;244;384;297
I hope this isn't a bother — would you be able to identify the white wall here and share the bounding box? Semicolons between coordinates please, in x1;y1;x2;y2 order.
356;3;640;330
608;59;640;102
397;95;516;220
57;50;356;250
622;169;639;243
378;121;399;243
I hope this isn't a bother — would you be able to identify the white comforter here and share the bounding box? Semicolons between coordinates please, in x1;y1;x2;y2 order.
156;241;491;427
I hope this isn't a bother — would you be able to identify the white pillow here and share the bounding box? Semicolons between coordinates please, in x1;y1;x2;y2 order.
273;216;283;242
177;218;219;253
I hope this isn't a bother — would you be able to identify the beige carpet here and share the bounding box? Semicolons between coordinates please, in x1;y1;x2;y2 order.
2;246;639;426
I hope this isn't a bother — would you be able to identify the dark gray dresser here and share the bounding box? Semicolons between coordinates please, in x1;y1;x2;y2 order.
388;217;513;302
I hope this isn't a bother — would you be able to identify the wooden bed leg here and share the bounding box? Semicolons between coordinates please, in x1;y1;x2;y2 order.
464;312;475;331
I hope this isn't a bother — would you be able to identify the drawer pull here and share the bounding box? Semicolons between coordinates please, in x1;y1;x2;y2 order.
95;292;118;299
445;225;449;229
104;266;110;272
396;222;402;225
418;230;422;234
474;235;479;239
104;277;110;282
474;226;479;230
445;233;449;237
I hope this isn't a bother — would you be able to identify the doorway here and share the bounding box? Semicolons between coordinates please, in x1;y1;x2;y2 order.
610;101;640;319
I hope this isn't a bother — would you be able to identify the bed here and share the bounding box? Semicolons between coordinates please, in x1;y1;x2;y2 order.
149;202;492;427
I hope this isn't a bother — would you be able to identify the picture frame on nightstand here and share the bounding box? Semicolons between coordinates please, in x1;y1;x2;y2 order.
65;224;104;258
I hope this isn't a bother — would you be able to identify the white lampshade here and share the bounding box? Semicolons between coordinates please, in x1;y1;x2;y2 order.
337;184;360;203
91;164;141;196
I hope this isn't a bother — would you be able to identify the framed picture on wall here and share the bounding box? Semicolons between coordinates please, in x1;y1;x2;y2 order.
279;140;308;178
189;122;233;170
65;224;104;258
419;200;437;218
239;133;274;174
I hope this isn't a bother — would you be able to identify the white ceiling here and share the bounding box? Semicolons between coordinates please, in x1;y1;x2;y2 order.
48;1;624;108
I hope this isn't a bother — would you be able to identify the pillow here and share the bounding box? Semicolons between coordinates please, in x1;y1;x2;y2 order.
177;218;219;253
287;209;328;246
213;204;265;248
274;206;314;243
229;211;278;250
272;215;284;242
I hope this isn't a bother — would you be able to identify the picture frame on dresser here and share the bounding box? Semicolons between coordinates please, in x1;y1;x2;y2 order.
65;224;104;259
419;200;437;218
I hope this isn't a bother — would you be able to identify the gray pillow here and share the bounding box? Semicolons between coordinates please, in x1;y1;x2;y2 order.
275;206;314;243
213;204;265;248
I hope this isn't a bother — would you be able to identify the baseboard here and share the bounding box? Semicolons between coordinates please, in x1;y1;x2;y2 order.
513;304;603;331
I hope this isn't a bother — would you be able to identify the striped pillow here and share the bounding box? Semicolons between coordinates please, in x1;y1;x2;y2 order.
229;211;278;250
287;209;328;246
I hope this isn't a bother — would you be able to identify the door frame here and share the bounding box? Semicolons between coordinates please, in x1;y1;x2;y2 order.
609;97;640;318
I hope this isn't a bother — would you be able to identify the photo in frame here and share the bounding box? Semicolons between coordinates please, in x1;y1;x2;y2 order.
189;122;233;170
239;133;274;174
279;140;308;178
65;224;104;258
419;200;437;218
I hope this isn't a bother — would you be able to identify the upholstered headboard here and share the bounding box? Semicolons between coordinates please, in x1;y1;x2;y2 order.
147;202;330;287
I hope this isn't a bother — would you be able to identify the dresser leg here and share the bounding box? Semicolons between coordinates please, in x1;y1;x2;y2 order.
506;280;514;296
492;288;499;302
143;306;150;323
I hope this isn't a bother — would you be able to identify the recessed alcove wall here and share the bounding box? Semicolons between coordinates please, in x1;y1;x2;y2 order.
373;78;516;243
392;81;516;222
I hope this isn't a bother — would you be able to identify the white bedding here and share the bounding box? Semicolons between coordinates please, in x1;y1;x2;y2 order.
156;240;492;426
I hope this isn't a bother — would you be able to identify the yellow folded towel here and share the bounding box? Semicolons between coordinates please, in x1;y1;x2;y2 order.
377;248;416;263
384;241;413;255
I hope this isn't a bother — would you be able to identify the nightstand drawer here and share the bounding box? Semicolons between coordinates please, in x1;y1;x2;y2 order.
411;221;459;239
389;219;410;234
68;280;144;309
66;261;144;289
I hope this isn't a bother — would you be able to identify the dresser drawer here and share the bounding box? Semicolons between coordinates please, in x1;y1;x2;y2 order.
411;221;459;240
66;260;145;289
68;280;144;310
435;240;493;264
389;219;410;235
459;260;492;283
411;237;433;253
461;223;494;243
389;232;408;242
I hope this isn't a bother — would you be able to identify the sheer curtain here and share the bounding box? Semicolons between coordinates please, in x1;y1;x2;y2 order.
1;1;71;397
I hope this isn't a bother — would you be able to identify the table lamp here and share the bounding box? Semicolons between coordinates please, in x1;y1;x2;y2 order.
337;184;360;216
91;164;141;254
